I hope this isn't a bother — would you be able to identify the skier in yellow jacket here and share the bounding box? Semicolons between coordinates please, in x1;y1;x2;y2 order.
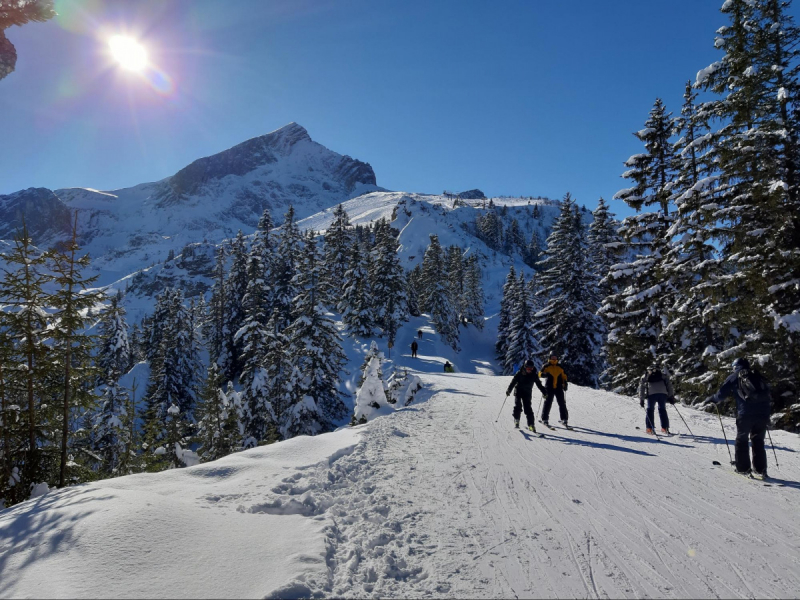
539;354;570;429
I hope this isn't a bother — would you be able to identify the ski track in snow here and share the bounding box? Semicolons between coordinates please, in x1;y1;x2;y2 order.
2;372;799;599
263;373;800;599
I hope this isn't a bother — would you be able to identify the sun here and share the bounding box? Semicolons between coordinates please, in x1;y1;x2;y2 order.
108;35;148;72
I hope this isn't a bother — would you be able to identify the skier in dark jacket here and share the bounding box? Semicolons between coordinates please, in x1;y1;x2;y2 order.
410;340;418;358
639;363;675;434
506;359;546;432
443;361;454;373
707;358;772;476
539;354;569;428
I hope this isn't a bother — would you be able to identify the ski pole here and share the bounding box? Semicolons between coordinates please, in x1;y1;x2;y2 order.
537;393;544;418
766;428;779;469
495;394;510;422
714;403;734;465
671;402;695;437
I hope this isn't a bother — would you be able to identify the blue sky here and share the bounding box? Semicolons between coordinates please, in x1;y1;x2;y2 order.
0;1;773;219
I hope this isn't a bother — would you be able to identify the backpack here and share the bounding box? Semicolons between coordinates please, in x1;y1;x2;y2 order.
737;369;771;404
647;369;664;384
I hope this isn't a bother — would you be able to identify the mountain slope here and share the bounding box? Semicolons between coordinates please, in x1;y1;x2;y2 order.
0;123;379;284
2;353;798;599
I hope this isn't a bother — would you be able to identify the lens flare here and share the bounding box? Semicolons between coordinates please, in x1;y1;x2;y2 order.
109;35;148;72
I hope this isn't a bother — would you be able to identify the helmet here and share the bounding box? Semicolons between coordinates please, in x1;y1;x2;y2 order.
549;354;558;363
733;357;750;371
524;359;535;369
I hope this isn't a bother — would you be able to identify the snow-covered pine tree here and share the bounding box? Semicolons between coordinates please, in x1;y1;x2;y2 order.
142;289;201;469
420;235;460;350
495;265;517;370
195;364;241;462
462;255;485;330
236;244;276;447
272;205;303;332
406;265;422;318
660;81;727;399
323;204;353;306
91;377;131;477
370;219;407;345
340;239;375;338
536;196;602;387
97;291;130;386
504;272;542;375
352;354;389;424
523;229;544;269
282;231;348;438
601;100;677;392
206;246;228;372
223;231;249;382
0;224;55;496
697;0;800;405
445;245;465;325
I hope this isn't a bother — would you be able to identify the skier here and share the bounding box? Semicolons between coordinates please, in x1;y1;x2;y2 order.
639;363;675;434
706;358;772;477
411;340;418;358
418;329;423;339
539;354;569;428
443;361;454;373
505;359;547;432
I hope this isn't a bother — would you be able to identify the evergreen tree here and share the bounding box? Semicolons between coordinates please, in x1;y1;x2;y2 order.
195;364;241;461
446;245;465;325
495;265;517;370
48;215;104;487
206;246;228;371
537;196;603;387
272;206;303;331
504;272;541;375
282;232;348;438
523;229;544;269
420;235;460;350
340;239;375;338
462;255;485;330
323;204;353;305
223;231;249;381
602;100;677;392
0;225;55;494
406;265;422;318
370;219;408;345
97;291;130;385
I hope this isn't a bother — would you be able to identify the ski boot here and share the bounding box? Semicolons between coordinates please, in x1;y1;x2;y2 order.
661;428;671;435
646;428;655;435
527;424;537;433
559;420;573;430
514;419;520;429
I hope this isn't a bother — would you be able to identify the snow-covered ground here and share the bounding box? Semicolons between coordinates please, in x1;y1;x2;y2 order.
2;347;799;599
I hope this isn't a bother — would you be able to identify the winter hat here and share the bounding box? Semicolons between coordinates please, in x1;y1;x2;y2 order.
524;359;535;368
733;357;751;371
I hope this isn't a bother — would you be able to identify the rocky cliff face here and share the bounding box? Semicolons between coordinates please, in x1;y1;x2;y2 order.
0;123;379;283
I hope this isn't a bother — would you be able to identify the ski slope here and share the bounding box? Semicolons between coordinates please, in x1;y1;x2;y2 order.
1;366;799;598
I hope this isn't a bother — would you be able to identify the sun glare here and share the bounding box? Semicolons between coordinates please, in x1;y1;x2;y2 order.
109;35;148;72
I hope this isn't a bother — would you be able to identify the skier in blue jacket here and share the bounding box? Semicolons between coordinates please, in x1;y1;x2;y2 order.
707;358;772;477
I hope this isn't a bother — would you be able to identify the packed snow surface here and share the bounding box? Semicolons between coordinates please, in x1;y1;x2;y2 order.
2;363;799;598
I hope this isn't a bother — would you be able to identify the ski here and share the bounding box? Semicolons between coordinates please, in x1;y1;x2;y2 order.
539;420;557;431
712;461;776;486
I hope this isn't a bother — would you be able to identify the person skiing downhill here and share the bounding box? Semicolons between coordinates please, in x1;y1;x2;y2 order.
539;354;569;428
707;358;772;477
418;329;423;339
506;359;546;432
411;340;418;358
639;363;675;434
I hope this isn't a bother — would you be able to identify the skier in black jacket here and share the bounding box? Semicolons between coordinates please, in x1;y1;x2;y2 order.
505;359;547;432
707;357;773;477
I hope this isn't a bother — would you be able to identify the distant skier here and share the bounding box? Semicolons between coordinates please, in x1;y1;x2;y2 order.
506;359;546;432
539;354;569;428
411;340;418;358
418;329;423;339
706;358;772;477
443;361;454;373
639;363;675;434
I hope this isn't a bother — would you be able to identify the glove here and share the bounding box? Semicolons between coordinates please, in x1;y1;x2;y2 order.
563;383;568;391
505;390;512;397
640;400;644;408
668;397;676;405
